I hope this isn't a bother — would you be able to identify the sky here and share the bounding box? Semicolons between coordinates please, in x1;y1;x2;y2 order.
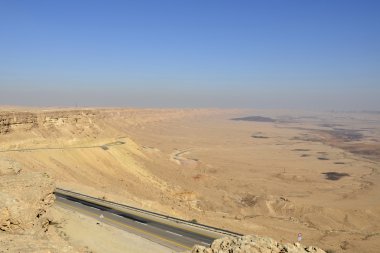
0;0;379;110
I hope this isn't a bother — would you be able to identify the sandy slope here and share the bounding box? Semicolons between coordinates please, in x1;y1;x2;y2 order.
0;108;379;253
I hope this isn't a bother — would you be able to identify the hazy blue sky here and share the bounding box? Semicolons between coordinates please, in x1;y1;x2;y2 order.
1;1;379;110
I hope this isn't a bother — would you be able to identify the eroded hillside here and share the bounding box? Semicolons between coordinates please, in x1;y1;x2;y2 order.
0;108;379;253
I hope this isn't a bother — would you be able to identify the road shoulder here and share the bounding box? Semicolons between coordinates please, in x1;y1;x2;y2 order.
52;205;175;253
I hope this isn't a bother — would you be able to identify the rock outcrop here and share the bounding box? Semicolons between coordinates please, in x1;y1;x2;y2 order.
0;112;37;134
0;110;98;137
0;171;55;233
190;235;326;253
0;157;82;252
0;109;221;137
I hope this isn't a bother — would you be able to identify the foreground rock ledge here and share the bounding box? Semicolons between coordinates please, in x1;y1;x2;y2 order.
189;235;325;253
0;158;84;253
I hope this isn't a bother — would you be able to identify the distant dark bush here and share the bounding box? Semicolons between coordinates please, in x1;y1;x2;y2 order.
231;116;275;122
100;145;109;150
251;135;269;139
322;172;350;181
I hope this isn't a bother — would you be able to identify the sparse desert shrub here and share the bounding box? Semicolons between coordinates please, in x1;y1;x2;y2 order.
251;135;269;139
322;172;350;181
100;145;109;150
241;194;258;207
190;219;198;224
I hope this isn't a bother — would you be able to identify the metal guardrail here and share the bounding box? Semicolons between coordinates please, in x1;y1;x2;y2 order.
55;187;242;238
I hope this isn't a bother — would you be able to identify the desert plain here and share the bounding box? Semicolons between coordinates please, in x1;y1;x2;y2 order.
0;107;379;253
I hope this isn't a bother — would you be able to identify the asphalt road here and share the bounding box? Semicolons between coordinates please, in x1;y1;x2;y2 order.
55;193;215;252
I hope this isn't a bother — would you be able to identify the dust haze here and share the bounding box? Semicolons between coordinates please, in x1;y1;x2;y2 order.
1;84;379;110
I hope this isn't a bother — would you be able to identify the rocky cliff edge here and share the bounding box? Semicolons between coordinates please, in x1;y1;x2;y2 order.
190;235;326;253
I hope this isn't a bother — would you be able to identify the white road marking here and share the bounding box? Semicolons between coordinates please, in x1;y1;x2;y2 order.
109;213;148;226
135;221;148;226
165;230;183;237
111;213;124;218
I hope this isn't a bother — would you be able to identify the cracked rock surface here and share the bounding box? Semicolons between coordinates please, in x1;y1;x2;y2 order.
0;158;84;253
189;235;326;253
